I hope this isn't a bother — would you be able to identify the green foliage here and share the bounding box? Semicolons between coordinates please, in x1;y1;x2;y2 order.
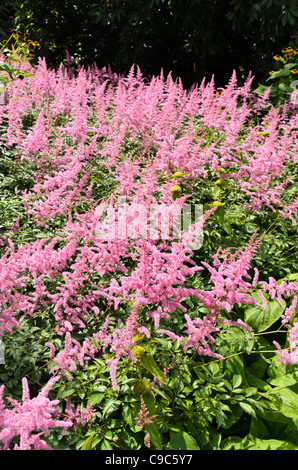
0;62;297;451
0;1;16;40
255;37;298;105
10;0;298;87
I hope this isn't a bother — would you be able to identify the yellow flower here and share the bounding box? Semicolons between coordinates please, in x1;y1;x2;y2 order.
285;53;292;61
290;69;298;74
273;55;281;60
282;47;288;53
269;70;275;75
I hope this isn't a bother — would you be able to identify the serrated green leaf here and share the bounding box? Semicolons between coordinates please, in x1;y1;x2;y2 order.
244;292;286;332
213;184;221;200
88;392;105;406
140;353;167;385
80;433;95;450
102;398;121;419
169;431;200;450
272;388;298;420
122;404;136;427
145;423;163;450
215;207;232;234
58;387;78;399
239;402;257;418
232;374;242;389
243;437;296;450
142;393;156;416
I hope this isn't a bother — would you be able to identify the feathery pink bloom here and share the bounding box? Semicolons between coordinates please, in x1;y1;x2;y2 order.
0;376;72;450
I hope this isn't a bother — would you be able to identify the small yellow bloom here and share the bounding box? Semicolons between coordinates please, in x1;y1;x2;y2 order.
290;69;298;74
282;48;288;53
269;70;275;75
273;55;281;60
285;53;292;61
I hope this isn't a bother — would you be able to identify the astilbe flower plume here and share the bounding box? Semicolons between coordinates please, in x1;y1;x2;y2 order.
64;397;96;431
0;376;72;450
0;60;297;448
134;395;157;430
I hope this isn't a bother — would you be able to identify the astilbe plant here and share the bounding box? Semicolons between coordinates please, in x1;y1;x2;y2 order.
0;376;72;450
0;58;297;449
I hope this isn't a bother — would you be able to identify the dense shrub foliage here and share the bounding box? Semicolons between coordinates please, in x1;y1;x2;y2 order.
0;57;297;450
3;0;298;87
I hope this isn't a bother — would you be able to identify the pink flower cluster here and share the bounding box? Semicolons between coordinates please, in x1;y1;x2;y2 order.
0;58;297;448
0;376;72;450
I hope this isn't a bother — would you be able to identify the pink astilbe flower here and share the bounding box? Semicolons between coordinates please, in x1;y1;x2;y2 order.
107;217;202;317
0;376;72;450
134;395;157;431
183;313;223;359
96;307;140;391
64;398;96;431
281;295;298;328
279;196;298;224
21;153;93;224
46;331;97;378
196;231;266;314
0;59;297;413
24;109;49;155
258;277;298;306
0;236;78;336
156;329;183;342
274;321;298;366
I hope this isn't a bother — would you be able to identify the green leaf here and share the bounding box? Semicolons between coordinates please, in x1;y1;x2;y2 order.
80;433;95;450
278;83;293;93
88;392;105;406
243;437;296;450
249;416;270;439
273;388;298;420
213;184;221;200
254;84;269;95
145;423;163;450
215;207;232;235
102;398;121;419
277;272;298;284
239;402;257;418
267;69;291;80
232;374;242;389
169;431;200;450
57;387;78;399
256;131;270;136
217;325;254;354
0;61;15;75
244;292;286;332
122;404;136;428
140;354;168;385
142;393;156;416
267;373;298;388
